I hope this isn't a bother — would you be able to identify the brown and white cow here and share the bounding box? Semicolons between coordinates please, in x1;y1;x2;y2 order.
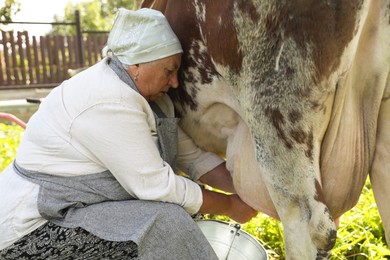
142;0;390;258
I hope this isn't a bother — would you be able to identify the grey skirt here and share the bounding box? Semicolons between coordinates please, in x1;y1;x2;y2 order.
0;201;218;260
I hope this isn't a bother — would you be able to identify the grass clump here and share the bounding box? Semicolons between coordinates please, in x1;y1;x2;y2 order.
205;180;389;259
0;123;23;172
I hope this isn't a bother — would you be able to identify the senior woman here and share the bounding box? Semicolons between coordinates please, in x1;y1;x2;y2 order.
0;8;257;259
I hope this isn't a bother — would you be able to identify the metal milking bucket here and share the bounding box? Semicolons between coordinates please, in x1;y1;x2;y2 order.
196;219;268;260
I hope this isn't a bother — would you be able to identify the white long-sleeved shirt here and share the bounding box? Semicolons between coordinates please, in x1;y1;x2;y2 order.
0;59;223;250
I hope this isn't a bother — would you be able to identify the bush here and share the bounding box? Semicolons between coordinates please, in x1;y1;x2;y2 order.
0;123;23;172
206;180;389;259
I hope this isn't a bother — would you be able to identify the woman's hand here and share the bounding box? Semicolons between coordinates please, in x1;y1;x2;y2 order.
198;162;236;194
198;189;258;224
226;194;258;223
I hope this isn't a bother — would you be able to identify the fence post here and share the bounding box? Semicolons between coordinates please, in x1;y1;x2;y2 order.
75;10;84;67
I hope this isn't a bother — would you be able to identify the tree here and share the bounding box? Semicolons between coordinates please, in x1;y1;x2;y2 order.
0;0;21;22
49;0;142;35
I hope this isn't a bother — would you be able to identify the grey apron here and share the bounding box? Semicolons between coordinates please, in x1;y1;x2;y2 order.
13;56;218;260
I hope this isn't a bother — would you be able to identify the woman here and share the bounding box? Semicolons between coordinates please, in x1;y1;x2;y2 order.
0;8;257;259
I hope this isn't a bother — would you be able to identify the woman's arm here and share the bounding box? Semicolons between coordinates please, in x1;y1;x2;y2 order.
198;162;236;194
176;127;257;222
199;189;258;223
198;163;258;223
70;101;204;214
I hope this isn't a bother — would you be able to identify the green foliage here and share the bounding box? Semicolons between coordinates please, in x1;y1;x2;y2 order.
206;181;389;259
0;0;20;22
1;123;389;259
331;181;390;259
49;0;143;35
0;123;23;172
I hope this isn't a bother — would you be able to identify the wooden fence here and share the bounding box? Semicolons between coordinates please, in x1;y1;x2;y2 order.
0;30;108;90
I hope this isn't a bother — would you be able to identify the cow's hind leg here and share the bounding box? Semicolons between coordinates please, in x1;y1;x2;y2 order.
252;132;337;258
266;181;337;259
370;76;390;247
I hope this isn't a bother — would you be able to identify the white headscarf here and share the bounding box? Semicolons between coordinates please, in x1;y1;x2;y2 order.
106;8;183;65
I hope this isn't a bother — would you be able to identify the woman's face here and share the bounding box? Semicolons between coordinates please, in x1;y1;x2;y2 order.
131;54;182;101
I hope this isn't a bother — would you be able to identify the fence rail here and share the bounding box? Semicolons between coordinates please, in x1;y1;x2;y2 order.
0;30;108;90
0;11;109;91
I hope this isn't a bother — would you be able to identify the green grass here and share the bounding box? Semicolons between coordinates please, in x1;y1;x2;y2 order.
205;181;389;259
206;181;390;259
0;123;24;172
1;123;389;259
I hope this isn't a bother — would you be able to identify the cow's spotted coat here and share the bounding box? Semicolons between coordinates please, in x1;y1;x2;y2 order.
143;0;390;258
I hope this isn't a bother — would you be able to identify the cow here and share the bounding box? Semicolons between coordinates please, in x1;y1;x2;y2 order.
142;0;390;258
